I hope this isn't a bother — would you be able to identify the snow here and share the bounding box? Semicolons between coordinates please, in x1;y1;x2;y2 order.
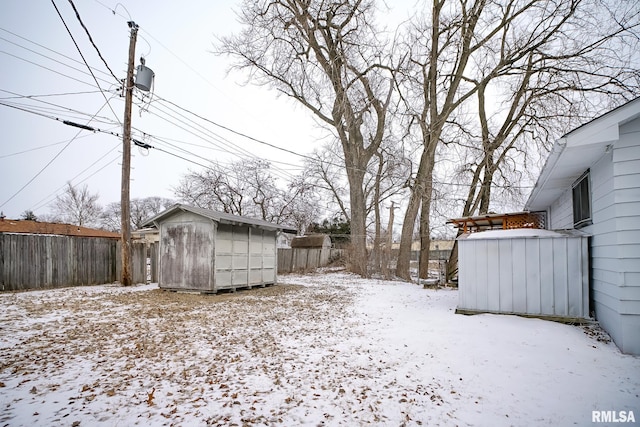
0;272;638;426
466;228;564;239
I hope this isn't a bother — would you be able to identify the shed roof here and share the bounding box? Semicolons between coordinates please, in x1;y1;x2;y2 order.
142;204;298;233
291;234;331;248
447;211;545;233
0;219;121;239
526;97;640;211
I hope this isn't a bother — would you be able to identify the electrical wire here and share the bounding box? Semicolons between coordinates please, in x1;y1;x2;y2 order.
0;49;110;89
30;144;121;211
0;27;115;83
50;0;122;125
0;89;104;100
0;97;116;209
0;134;95;159
154;95;316;162
0;88;120;125
66;0;120;83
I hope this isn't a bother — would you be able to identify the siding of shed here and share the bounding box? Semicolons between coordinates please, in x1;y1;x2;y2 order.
159;211;214;291
215;223;276;289
458;235;589;319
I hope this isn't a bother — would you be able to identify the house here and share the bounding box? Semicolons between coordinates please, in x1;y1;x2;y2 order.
142;204;296;293
525;97;640;355
0;218;120;239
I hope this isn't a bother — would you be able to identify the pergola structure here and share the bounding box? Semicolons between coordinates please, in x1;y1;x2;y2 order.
447;211;546;234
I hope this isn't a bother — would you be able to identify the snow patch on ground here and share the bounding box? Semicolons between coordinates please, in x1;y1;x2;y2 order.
0;273;638;426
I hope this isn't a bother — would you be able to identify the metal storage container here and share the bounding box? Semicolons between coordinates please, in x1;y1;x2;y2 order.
457;229;590;320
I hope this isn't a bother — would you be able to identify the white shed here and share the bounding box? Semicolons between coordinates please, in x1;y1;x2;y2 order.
456;228;590;321
142;204;296;293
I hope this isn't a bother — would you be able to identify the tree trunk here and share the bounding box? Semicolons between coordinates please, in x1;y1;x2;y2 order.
346;166;368;277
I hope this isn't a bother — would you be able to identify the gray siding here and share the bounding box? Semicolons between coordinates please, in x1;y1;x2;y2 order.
610;118;640;354
548;189;573;230
457;234;589;319
577;117;640;354
159;211;214;291
215;224;276;289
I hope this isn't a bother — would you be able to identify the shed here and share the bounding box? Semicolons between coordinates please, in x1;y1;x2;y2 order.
142;204;296;293
290;234;331;249
456;228;590;321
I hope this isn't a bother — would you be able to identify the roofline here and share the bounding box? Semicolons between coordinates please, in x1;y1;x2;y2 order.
561;96;640;139
525;97;640;211
524;138;567;210
142;204;298;233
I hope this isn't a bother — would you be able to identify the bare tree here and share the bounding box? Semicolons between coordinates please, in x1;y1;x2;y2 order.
20;210;38;221
50;183;101;227
218;0;395;276
174;159;319;232
394;0;640;280
101;197;175;232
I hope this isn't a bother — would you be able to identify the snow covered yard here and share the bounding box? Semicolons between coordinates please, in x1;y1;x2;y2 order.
0;271;638;426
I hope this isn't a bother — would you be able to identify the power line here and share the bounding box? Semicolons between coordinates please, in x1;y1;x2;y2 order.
50;0;121;125
154;95;316;162
0;27;115;83
30;144;120;212
0;89;104;100
0;134;95;159
66;0;120;83
0;98;115;209
0;88;120;125
0;49;110;89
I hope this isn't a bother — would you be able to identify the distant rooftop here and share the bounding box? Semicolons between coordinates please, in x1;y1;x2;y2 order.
0;219;121;239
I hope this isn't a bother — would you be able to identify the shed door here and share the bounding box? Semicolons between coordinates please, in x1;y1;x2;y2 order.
160;221;212;290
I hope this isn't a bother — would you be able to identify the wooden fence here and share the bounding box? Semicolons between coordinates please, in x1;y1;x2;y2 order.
0;233;156;291
277;248;343;273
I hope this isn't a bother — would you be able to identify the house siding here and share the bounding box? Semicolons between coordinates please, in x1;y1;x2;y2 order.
548;189;573;230
581;117;640;355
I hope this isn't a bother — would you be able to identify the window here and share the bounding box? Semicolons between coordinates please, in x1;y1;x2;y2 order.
572;170;591;228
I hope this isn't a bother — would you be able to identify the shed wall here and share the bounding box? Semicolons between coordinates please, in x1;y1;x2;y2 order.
158;211;214;291
215;223;276;289
458;235;589;319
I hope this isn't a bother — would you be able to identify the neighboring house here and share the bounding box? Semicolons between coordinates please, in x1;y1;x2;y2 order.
280;234;336;273
0;218;120;239
525;97;640;355
142;204;296;293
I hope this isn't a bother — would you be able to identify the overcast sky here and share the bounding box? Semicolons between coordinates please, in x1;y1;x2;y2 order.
1;1;415;219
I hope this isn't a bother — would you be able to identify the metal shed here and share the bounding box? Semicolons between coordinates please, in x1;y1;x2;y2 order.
142;204;296;293
456;228;590;321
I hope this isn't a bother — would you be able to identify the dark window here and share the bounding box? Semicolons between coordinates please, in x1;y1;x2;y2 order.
572;170;591;228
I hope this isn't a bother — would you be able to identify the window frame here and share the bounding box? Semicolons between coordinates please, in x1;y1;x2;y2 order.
572;169;592;228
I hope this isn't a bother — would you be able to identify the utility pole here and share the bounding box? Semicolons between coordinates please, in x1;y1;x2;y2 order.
121;21;138;286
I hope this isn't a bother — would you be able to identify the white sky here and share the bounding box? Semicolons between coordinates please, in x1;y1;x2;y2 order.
3;1;415;219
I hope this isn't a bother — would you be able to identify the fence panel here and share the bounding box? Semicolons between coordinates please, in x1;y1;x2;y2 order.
277;247;339;273
0;234;119;291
